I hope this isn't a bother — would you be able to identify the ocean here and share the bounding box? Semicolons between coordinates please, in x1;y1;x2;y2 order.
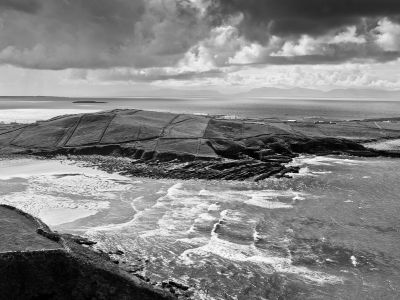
0;97;399;299
3;96;400;123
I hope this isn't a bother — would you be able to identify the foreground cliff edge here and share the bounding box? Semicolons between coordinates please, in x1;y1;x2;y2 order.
1;109;400;180
0;204;177;300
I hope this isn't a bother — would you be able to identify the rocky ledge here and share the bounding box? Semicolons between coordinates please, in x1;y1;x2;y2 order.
1;109;400;180
0;204;178;299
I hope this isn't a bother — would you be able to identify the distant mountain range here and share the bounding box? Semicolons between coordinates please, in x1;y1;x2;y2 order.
3;87;399;100
120;88;223;98
235;87;400;100
121;87;400;100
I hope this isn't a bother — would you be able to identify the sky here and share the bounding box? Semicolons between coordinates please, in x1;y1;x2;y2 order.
1;0;400;96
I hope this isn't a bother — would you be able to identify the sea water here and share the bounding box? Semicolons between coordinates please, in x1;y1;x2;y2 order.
3;96;400;122
0;156;399;299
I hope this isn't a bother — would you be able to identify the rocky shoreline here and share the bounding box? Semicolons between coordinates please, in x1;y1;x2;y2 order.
0;204;185;299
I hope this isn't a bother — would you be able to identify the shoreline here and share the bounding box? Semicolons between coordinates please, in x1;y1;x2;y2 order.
0;204;181;299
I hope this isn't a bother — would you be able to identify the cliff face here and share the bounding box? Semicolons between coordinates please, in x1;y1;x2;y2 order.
1;109;399;180
0;205;176;300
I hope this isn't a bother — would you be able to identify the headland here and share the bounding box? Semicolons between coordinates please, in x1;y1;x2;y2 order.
0;109;399;180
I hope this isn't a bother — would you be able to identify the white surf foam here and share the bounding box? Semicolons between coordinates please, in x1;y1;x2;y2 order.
245;198;293;209
198;188;306;209
207;203;220;211
288;155;362;167
364;139;400;151
0;159;135;227
179;234;341;284
178;207;341;285
0;191;109;226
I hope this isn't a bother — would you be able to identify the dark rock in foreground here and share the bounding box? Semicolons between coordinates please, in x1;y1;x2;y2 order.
0;204;176;300
1;109;400;180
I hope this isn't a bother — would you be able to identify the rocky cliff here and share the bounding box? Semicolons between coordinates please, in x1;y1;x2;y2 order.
0;204;176;300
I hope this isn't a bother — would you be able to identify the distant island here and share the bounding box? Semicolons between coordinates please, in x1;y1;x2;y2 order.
73;100;107;104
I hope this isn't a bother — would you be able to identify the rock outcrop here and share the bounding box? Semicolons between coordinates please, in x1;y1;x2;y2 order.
1;109;400;180
0;204;176;300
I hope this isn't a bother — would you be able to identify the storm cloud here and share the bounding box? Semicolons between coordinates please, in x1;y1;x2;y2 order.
0;0;41;13
1;0;400;74
0;0;210;69
210;0;400;39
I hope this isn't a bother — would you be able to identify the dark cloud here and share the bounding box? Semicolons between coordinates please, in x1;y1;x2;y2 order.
0;0;400;72
0;0;40;13
211;0;400;40
0;0;209;69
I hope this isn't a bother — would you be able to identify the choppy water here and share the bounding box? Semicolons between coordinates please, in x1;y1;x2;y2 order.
0;156;399;299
